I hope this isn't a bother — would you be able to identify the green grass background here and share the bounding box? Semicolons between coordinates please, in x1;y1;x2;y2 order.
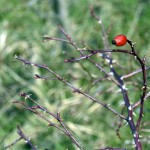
0;0;150;149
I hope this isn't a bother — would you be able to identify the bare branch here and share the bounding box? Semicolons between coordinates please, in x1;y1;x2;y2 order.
15;55;126;120
17;126;37;150
121;67;150;79
127;40;147;132
13;93;83;150
132;91;150;109
4;126;37;150
4;137;22;149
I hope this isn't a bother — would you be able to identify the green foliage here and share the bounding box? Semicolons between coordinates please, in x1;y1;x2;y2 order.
0;0;150;149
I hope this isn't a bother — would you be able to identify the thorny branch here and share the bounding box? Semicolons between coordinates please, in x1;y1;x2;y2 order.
12;7;149;150
4;126;37;150
127;40;147;131
57;25;120;86
15;55;126;120
13;92;83;150
96;148;127;150
4;137;22;149
44;21;148;150
15;40;148;149
17;126;37;150
56;17;148;149
57;21;140;150
63;46;147;150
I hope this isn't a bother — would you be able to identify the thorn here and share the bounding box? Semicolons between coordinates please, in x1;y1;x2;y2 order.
120;76;124;80
77;47;87;51
98;20;102;24
133;112;136;117
134;56;137;60
107;104;110;107
14;54;18;58
119;101;125;106
141;86;146;90
109;72;114;76
112;59;117;63
128;117;132;121
122;85;128;90
115;89;122;93
132;140;135;145
99;53;103;57
132;42;136;46
128;105;132;111
105;59;110;63
142;56;146;62
132;144;136;148
25;94;32;100
110;65;113;68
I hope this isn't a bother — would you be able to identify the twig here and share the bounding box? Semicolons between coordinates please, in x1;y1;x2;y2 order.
4;137;22;149
13;92;83;150
17;126;37;150
64;52;97;62
43;35;71;44
15;55;126;120
90;6;110;50
116;106;125;139
132;92;150;109
65;44;147;149
58;26;120;86
96;147;127;150
4;126;37;150
121;67;150;79
127;40;147;132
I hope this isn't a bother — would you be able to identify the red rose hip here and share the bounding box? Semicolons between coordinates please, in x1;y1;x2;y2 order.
112;34;127;46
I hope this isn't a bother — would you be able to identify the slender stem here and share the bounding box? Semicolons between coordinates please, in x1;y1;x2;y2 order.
4;137;22;149
127;40;147;131
27;95;83;149
132;92;150;109
13;100;83;150
15;55;126;120
121;67;150;79
17;126;37;150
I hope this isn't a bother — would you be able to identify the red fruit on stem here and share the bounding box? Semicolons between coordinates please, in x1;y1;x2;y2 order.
112;34;127;46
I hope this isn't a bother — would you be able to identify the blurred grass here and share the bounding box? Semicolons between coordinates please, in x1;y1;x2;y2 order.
0;0;150;149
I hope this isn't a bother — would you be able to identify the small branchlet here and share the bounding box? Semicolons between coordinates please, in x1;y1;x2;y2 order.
4;126;37;150
13;92;83;150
